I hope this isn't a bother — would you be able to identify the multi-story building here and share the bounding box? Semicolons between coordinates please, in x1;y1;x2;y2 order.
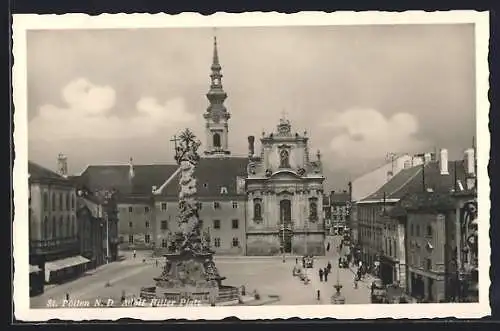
356;148;470;291
350;153;424;244
76;189;119;269
28;160;87;294
328;190;351;235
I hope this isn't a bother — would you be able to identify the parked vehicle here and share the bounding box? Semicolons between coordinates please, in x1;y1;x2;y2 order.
370;279;388;303
302;255;314;268
338;257;349;269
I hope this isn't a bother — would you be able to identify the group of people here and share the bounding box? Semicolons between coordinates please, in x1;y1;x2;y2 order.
318;261;332;282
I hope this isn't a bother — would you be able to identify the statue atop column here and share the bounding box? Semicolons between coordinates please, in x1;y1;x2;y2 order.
170;128;208;254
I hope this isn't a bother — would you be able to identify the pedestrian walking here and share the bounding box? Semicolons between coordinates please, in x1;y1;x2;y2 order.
155;259;159;268
133;250;136;259
353;275;358;289
327;261;332;274
65;293;70;301
326;242;331;252
317;289;321;301
323;268;328;282
319;268;324;282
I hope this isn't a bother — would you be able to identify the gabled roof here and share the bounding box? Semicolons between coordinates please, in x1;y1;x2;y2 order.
158;157;248;197
73;157;248;199
74;164;178;195
28;161;68;183
361;160;467;202
398;192;457;212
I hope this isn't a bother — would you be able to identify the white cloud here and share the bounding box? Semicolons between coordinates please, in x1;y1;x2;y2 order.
324;108;426;166
29;78;195;141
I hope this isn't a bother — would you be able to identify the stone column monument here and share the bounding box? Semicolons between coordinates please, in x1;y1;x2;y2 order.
141;129;236;304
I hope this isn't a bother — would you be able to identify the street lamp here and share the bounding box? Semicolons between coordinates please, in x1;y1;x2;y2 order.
331;245;345;304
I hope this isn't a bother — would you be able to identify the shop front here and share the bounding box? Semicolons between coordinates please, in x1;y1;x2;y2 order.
380;255;399;285
29;264;44;296
44;255;90;284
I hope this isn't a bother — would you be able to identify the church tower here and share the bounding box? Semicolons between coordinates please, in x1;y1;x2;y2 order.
203;36;231;156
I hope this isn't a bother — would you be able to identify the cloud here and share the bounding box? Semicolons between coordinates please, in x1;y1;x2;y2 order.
323;108;426;167
29;78;195;141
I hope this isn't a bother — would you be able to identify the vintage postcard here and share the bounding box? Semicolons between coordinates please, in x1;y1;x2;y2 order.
13;11;490;321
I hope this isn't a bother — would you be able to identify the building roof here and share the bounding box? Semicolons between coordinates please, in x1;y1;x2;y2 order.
73;157;248;199
159;157;248;198
361;160;467;202
330;191;350;204
399;192;457;211
28;161;69;183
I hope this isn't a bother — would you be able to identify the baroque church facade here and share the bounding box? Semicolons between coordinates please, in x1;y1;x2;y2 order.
245;119;326;255
70;36;326;256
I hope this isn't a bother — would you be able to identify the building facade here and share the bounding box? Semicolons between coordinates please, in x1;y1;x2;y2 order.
76;189;119;268
245;118;325;255
28;161;88;294
328;190;351;235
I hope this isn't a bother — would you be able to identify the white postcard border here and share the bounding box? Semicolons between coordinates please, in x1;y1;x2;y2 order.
13;11;491;321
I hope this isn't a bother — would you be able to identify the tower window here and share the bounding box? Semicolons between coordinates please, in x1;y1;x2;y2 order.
213;133;221;148
253;198;263;220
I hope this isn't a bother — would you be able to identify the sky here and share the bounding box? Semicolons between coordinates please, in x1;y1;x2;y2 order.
26;24;476;190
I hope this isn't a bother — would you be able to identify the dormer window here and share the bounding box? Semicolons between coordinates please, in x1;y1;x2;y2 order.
220;186;228;195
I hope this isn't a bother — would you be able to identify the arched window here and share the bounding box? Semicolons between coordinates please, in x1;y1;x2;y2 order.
43;192;49;211
309;197;318;221
52;216;57;238
213;133;221;148
253;198;262;220
51;193;56;211
43;216;49;238
66;215;71;237
65;194;70;211
59;216;64;238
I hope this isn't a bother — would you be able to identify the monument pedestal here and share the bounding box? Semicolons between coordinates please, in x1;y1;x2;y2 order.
141;250;238;304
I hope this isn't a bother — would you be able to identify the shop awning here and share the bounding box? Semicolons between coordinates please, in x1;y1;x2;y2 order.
45;255;90;282
30;265;41;273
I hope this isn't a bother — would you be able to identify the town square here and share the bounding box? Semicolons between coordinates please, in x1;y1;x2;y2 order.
17;13;486;314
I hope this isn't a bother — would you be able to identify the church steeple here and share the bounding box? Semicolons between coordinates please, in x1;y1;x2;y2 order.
204;34;231;157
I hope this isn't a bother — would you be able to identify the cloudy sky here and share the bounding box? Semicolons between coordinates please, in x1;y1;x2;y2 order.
27;24;476;190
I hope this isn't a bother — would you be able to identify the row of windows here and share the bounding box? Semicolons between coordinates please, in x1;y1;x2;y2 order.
409;223;433;238
127;219;240;229
124;201;241;214
126;235;240;248
43;191;76;212
42;215;76;239
252;198;319;220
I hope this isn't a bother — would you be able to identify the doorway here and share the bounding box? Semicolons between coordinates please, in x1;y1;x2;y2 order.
280;200;292;253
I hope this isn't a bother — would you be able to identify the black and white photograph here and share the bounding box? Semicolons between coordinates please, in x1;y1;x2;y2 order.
13;11;490;320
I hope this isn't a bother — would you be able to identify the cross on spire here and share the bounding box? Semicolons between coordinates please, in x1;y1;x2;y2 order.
170;134;180;149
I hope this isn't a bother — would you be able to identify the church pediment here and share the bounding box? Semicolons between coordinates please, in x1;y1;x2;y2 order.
269;170;302;180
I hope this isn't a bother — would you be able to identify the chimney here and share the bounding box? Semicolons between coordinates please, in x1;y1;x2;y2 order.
439;149;449;175
247;136;255;158
386;170;393;182
128;157;135;179
57;153;68;177
424;153;432;164
464;148;475;176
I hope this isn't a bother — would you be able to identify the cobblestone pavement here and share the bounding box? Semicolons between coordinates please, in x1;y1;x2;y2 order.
31;242;371;308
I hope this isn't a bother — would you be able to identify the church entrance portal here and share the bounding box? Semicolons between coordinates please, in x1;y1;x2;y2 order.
279;199;292;253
